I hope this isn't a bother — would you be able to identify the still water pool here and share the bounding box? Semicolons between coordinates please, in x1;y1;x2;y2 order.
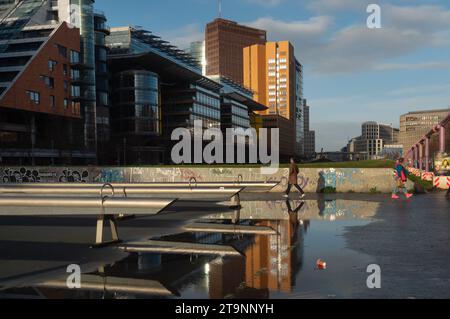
0;197;380;299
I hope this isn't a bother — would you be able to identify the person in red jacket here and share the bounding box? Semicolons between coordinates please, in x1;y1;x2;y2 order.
284;157;305;198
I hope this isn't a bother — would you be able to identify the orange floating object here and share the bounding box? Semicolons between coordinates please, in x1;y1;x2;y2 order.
316;259;327;270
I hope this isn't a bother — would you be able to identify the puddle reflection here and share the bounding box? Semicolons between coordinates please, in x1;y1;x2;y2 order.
0;198;378;299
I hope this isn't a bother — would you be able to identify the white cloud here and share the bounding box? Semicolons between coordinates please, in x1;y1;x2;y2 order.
159;23;203;50
373;62;450;71
307;0;369;12
384;5;450;32
387;83;450;96
247;16;333;65
160;3;450;74
249;16;332;40
244;0;284;6
245;3;450;74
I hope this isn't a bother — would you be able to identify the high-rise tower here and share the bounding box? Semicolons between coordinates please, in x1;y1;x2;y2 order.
205;18;266;84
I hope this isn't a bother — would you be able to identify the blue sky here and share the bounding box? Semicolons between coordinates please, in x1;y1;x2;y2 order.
96;0;450;151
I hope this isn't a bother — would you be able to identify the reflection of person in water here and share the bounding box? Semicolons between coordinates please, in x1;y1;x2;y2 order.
285;200;305;245
285;199;305;214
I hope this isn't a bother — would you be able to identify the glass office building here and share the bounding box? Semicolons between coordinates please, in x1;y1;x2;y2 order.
93;10;110;162
111;70;160;136
107;27;223;163
295;60;305;157
163;83;221;134
69;0;97;153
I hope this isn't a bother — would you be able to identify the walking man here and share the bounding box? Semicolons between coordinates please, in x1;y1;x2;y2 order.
284;157;305;198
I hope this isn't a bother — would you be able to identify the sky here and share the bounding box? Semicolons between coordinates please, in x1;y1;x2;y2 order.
96;0;450;151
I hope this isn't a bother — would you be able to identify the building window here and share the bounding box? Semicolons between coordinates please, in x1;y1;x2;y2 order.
64;81;68;92
63;64;68;76
70;69;80;80
50;95;55;108
64;98;69;109
26;90;40;104
98;92;108;106
57;44;67;58
40;75;54;88
70;50;80;64
48;60;57;71
71;101;80;115
71;85;80;97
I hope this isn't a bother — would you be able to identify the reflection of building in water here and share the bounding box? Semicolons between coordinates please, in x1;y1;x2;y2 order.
4;216;306;299
208;257;245;299
243;219;303;294
206;215;306;297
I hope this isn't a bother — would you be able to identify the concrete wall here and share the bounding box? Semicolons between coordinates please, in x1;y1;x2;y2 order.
0;166;407;193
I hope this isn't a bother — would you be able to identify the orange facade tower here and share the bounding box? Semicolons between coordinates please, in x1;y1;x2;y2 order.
243;41;297;120
244;41;303;158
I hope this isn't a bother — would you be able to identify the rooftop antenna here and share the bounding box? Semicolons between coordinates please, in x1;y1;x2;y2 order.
218;0;222;18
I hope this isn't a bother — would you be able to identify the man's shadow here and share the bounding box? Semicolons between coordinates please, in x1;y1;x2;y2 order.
316;171;326;193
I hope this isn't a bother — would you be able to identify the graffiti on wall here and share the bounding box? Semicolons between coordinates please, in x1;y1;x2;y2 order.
0;166;387;192
179;168;203;181
94;169;125;183
317;169;362;191
58;169;89;183
2;168;41;183
298;175;310;189
320;169;337;189
0;167;91;184
151;168;204;182
211;168;233;177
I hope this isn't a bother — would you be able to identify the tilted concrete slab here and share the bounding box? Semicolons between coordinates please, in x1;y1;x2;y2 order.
117;240;242;256
35;275;174;296
183;223;277;235
0;197;176;216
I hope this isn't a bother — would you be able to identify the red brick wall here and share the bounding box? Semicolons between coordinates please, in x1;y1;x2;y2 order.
0;22;81;118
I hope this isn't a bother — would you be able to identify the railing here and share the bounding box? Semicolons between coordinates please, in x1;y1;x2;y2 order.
406;112;450;171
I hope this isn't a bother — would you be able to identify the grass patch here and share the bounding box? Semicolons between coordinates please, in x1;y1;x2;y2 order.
408;174;434;193
320;186;337;193
370;187;382;194
299;159;395;169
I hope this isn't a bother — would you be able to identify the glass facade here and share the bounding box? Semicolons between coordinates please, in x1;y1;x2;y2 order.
295;61;305;157
0;0;44;46
70;0;97;152
221;98;251;130
111;70;161;135
163;84;221;132
94;11;110;145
